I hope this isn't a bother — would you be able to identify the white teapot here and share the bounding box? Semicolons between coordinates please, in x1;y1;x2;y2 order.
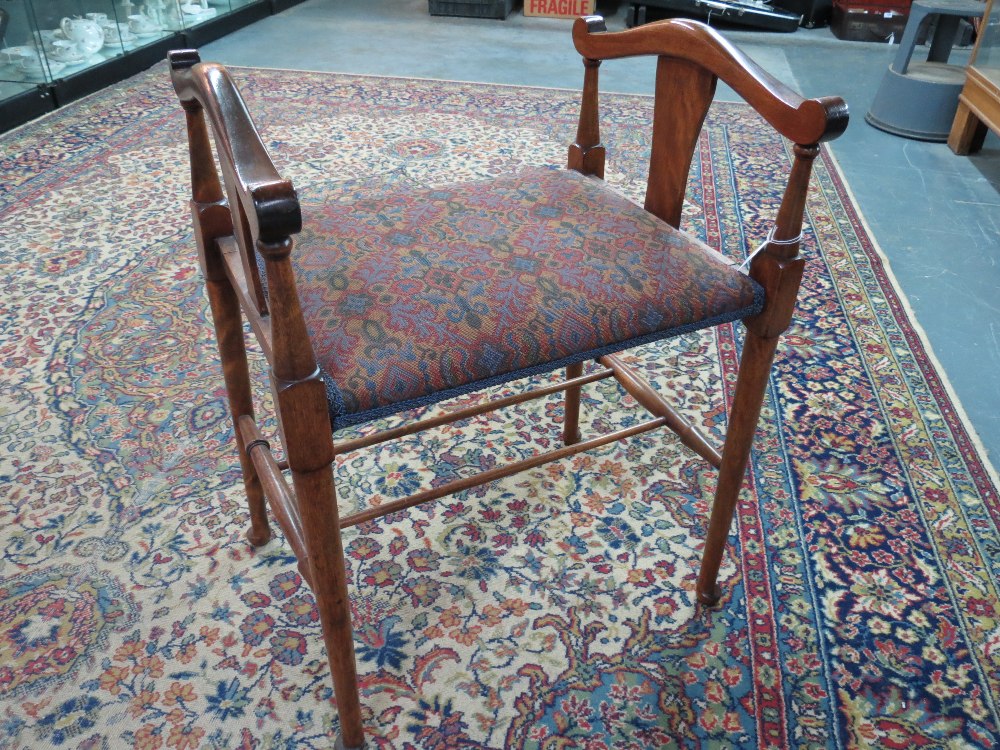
59;17;104;57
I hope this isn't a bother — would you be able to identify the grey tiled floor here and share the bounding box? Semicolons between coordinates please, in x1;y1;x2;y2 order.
203;0;1000;468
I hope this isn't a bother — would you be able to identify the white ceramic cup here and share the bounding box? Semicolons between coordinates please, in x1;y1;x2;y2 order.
48;39;81;61
19;51;44;72
127;14;157;33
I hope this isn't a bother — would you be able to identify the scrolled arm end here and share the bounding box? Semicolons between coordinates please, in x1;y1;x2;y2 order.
250;181;302;245
572;15;607;55
814;96;849;143
169;48;200;71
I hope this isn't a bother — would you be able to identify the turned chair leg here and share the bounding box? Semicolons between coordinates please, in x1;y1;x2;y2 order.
205;276;271;546
563;362;584;446
696;331;780;606
293;467;366;750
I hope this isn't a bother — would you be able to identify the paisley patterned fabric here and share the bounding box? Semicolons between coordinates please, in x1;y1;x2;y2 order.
1;65;999;750
290;167;763;427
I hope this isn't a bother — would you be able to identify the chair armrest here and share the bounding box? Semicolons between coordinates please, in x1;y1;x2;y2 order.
169;49;301;244
572;16;847;145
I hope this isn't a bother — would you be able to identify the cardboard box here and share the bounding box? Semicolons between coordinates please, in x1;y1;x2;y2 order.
523;0;596;18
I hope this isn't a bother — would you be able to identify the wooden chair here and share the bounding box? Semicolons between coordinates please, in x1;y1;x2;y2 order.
169;16;846;749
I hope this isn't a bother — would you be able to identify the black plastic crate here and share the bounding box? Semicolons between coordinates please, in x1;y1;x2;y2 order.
429;0;515;18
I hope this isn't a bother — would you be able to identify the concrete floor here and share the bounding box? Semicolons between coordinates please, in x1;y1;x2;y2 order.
203;0;1000;468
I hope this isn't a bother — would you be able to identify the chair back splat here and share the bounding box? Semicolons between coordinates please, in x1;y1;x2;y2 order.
169;16;846;748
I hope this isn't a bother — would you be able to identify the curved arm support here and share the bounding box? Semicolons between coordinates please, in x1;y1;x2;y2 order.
169;50;301;244
572;16;848;145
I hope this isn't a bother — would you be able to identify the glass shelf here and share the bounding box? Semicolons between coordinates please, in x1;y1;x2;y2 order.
0;0;272;95
969;0;1000;81
1;0;51;85
1;0;178;86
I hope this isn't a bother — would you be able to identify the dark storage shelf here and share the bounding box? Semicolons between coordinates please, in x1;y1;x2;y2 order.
0;83;55;132
428;0;515;19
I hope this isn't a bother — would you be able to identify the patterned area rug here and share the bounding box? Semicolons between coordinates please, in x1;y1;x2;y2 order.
2;64;999;749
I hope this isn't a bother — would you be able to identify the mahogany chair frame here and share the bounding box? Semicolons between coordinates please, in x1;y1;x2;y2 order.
170;16;846;749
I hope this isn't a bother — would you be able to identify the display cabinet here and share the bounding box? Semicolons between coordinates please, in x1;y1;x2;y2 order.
0;0;56;125
0;0;285;132
948;0;1000;153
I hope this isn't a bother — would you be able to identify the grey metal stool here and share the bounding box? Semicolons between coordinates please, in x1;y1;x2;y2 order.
866;0;985;140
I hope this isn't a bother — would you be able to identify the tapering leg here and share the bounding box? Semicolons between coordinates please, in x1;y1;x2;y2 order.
563;362;584;446
205;277;271;546
947;101;988;155
293;467;365;749
696;332;779;606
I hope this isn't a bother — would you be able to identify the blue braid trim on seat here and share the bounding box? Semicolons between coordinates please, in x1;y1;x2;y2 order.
323;292;762;432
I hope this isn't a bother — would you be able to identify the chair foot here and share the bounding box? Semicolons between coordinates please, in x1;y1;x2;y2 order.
335;732;365;750
696;583;723;608
245;526;271;547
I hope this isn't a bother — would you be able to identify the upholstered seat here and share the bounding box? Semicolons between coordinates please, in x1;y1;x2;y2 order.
291;167;763;428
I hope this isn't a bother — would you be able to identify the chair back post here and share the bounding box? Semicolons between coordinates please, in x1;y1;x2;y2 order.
567;57;606;177
179;96;224;205
568;19;608;178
